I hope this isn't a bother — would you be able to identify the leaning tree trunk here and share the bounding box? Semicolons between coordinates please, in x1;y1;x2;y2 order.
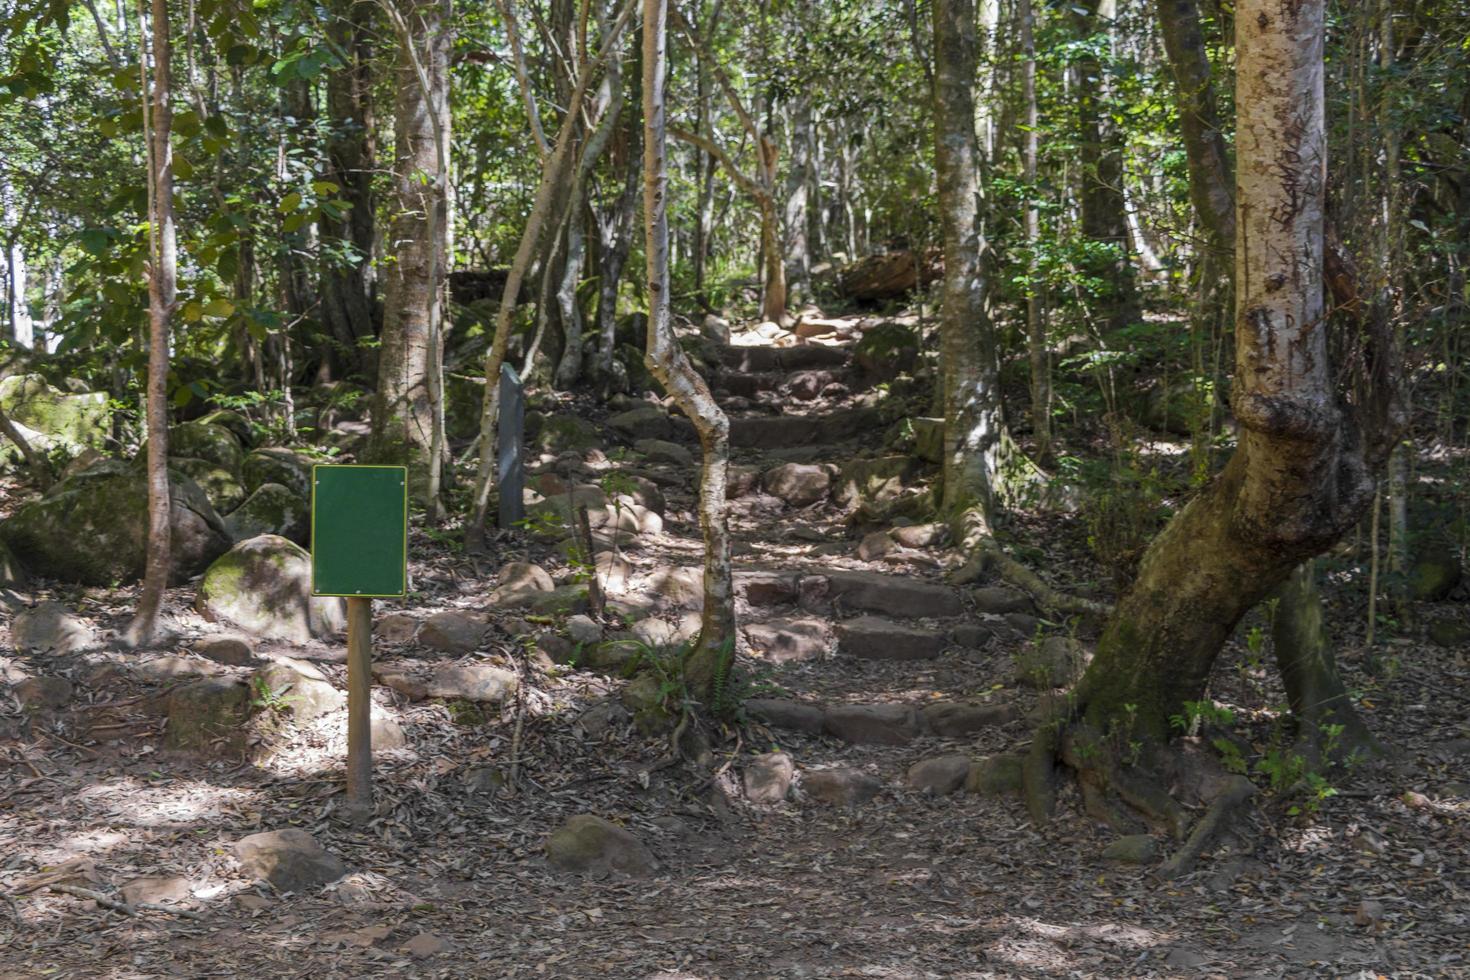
1155;0;1234;250
1055;0;1391;753
643;0;735;700
124;0;176;649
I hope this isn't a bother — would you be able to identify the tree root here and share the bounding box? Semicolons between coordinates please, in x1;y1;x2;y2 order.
1159;775;1255;879
952;525;1113;622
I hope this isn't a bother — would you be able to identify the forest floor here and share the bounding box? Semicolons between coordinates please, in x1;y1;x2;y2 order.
2;310;1468;978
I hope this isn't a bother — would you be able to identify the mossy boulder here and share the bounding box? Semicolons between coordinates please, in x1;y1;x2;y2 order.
853;322;919;381
196;535;346;643
0;373;110;453
525;411;602;454
0;464;230;585
242;447;317;497
833;455;916;510
171;456;248;515
168;420;245;473
545;814;657;876
224;482;309;545
194;409;254;446
165;678;250;755
1408;541;1463;602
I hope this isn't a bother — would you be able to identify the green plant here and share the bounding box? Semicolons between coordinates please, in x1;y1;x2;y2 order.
1169;699;1234;736
249;676;297;714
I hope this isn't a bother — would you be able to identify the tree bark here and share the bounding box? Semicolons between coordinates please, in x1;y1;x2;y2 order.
644;0;735;700
1020;0;1050;461
783;94;813;292
124;0;175;649
1067;0;1388;745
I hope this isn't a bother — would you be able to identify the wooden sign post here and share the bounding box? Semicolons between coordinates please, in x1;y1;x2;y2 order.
310;464;408;824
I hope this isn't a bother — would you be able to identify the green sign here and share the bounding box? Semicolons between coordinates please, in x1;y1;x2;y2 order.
311;464;408;597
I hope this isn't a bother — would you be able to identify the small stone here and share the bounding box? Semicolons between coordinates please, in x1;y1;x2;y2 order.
802;768;883;806
1354;899;1385;929
11;602;95;655
133;655;224;683
1102;835;1159;864
566;614;603;646
608;405;677;442
891;523;945;548
120;876;192;907
402;932;452;958
15;675;73;709
906;754;971;795
745;698;825;734
949;623;992;648
545;814;657;876
823;703;918;745
971;586;1033;615
234;829;349;892
743;751;796;804
763;462;833;508
197;636;255;666
1004;612;1040;637
498;561;555;594
424;663;517;703
377;612;420;644
576;700;630;738
374;667;428;701
857;530;896;561
418;611;486;655
635;438;694;468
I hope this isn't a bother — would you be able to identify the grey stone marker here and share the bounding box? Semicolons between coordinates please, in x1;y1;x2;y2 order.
497;362;525;529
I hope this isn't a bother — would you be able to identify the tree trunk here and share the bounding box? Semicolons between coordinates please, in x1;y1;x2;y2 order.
595;113;642;376
1020;0;1050;460
783;95;812;293
932;0;1002;529
1067;0;1386;746
643;0;735;700
320;0;378;380
370;0;450;513
124;0;176;649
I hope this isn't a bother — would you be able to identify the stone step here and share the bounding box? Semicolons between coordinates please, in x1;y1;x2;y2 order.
714;367;849;401
717;344;851;373
746;698;1019;745
729;408;882;449
734;567;965;619
834;615;945;660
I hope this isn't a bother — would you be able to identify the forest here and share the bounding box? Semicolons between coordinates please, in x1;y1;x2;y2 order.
0;0;1467;973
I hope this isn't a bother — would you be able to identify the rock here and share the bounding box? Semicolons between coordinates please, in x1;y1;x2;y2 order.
823;703;919;745
252;659;345;722
949;623;993;648
1;464;230;585
171;457;247;515
802;768;883;806
377;612;420;644
418;611;486;654
823;570;964;618
463;766;506;794
196;536;346;643
1015;636;1089;688
620;673;671;732
853;321;920;380
910;418;945;464
370;710;407;750
11;602;96;654
195;409;253;446
1354;900;1385;930
566;614;603;646
1409;542;1462;601
742;618;830;663
635;438;694;468
1004;612;1040;637
224;483;309;545
965;754;1025;796
0;374;109;452
374;666;428;701
234;829;349;892
1428;619;1470;648
745;698;825;734
921;701;1018;736
402;932;453;958
165;678;250;754
892;523;945;548
0;537;26;587
971;586;1033;615
743;751;796;804
133;655;225;683
835;616;944;660
169;420;245;473
906;754;971;795
544;814;657;876
526;412;601;454
763;462;833;507
857;530;897;561
726;465;762;499
735;569;799;606
833;456;915;510
608;405;678;442
241;447;316;498
649;565;704;609
576;700;630;738
15;675;73;709
1102;835;1159;864
425;663;517;702
593;551;633;592
499;561;554;593
702;314;731;343
120;876;192;908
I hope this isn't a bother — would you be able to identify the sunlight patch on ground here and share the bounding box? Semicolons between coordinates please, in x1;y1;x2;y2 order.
73;777;264;828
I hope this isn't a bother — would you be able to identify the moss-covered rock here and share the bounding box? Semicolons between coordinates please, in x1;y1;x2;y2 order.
165;678;250;755
0;464;230;585
545;814;657;876
1409;541;1463;602
194;409;254;446
224;482;309;545
196;535;346;642
853;322;919;381
168;420;245;473
171;456;248;515
0;373;110;452
964;753;1024;796
241;447;317;497
833;455;916;510
525;411;602;454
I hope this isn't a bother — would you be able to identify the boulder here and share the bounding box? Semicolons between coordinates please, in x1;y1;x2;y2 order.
165;678;250;753
744;698;825;734
726;465;762;499
608;405;678;442
252;659;345;722
196;636;256;666
763;463;833;508
15;675;74;709
525;412;601;454
196;536;346;643
11;602;96;655
972;586;1033;615
545;814;657;876
170;457;248;515
906;754;971;795
702;314;731;343
1428;619;1470;648
802;768;883;806
194;409;253;446
835;616;944;660
234;829;349;892
424;663;517;703
833;456;915;510
418;611;486;655
241;447;316;497
823;703;919;745
565;614;603;646
1409;542;1463;602
0;374;109;452
0;464;230;585
168;420;245;473
635;438;694;469
378;612;421;644
743;751;795;804
742;618;830;663
965;754;1025;796
499;561;554;593
224;483;309;545
1102;835;1159;864
1015;636;1089;688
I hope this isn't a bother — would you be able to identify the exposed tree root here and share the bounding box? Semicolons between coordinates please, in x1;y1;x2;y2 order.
1158;774;1255;879
951;505;1113;622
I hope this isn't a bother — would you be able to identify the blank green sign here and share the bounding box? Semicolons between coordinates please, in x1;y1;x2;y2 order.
311;464;408;597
